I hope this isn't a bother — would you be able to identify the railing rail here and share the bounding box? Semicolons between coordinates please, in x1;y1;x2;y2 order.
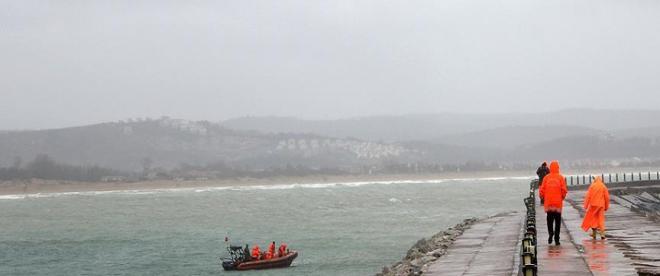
558;171;660;186
520;181;538;276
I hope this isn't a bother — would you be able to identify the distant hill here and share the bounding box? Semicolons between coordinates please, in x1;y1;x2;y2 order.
612;126;660;139
0;118;412;171
220;115;478;141
221;109;660;142
436;125;605;149
2;112;660;175
510;135;660;161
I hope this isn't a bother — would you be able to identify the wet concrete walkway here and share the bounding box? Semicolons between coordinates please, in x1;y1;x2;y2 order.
535;200;592;275
423;186;660;275
564;190;660;275
424;212;521;275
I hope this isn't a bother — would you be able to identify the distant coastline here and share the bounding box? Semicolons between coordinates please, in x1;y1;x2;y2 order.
0;171;536;197
2;166;656;197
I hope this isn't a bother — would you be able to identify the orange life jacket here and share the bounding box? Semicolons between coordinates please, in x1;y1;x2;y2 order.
278;243;287;256
251;246;261;260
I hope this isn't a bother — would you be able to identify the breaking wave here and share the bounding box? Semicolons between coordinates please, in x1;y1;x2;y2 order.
0;176;532;200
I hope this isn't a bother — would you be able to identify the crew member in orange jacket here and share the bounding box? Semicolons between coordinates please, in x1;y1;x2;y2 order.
264;241;276;260
278;243;288;257
539;160;568;245
251;245;261;260
581;176;610;239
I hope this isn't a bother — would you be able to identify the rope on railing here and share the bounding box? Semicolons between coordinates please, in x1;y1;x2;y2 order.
521;180;538;276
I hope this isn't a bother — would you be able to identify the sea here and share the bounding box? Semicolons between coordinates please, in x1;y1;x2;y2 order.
0;177;530;276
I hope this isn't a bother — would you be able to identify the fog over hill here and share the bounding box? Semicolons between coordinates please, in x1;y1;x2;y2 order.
0;118;412;172
436;125;605;150
1;110;660;175
221;109;660;142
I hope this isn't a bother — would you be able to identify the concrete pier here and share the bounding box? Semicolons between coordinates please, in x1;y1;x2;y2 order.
424;212;521;275
423;181;660;275
564;190;660;275
535;201;592;275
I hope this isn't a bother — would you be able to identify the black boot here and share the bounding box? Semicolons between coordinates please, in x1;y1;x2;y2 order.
548;235;553;245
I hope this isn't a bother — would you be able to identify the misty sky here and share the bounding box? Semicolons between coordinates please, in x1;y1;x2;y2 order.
1;0;660;129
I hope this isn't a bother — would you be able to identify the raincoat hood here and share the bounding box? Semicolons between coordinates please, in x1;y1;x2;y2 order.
592;176;604;186
549;161;560;174
588;177;608;200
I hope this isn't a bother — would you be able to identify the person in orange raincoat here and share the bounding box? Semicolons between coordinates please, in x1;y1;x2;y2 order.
278;243;288;257
581;176;610;239
539;160;568;245
264;241;276;260
251;245;261;260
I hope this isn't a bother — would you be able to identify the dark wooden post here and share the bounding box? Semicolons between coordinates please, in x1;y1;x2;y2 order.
624;173;626;182
608;173;612;183
616;173;619;182
570;176;573;185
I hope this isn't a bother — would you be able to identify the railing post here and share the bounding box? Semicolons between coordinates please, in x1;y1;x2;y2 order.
570;176;573;185
582;175;586;185
616;173;619;182
624;173;626;182
639;172;642;181
648;172;651;181
608;173;612;183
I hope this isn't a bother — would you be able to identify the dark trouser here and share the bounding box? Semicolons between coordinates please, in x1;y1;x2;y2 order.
546;211;561;242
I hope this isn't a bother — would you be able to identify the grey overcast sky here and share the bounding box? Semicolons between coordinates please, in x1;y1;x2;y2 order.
1;0;659;129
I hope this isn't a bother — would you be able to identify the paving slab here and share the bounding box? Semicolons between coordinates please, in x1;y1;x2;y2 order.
565;191;660;275
424;212;521;276
423;183;660;276
535;200;592;276
562;199;637;275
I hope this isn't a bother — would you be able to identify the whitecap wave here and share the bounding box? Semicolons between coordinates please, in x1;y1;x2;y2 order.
0;175;532;200
388;197;402;203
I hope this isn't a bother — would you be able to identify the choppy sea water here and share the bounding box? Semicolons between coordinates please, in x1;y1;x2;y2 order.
0;177;530;276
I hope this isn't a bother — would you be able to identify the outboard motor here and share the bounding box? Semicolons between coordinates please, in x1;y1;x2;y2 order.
222;259;237;271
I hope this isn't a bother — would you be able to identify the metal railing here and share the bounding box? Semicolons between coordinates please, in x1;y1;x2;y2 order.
520;181;538;276
565;171;660;186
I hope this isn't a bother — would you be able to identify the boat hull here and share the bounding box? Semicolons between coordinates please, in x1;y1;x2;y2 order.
223;251;298;271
